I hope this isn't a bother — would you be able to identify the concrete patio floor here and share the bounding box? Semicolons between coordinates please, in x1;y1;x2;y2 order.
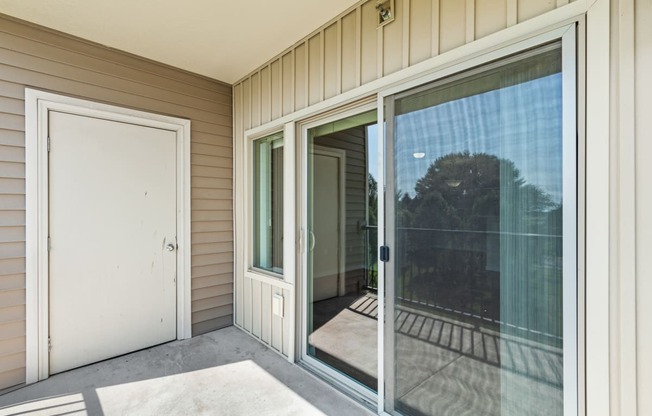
0;327;373;416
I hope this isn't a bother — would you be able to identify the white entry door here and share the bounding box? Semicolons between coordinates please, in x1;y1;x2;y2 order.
48;111;178;374
312;152;341;302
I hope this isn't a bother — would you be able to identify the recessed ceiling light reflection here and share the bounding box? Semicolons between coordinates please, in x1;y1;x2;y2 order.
413;152;425;159
445;179;462;188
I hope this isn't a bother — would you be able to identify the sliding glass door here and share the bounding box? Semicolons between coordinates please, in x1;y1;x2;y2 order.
383;40;576;416
302;109;379;398
298;30;577;416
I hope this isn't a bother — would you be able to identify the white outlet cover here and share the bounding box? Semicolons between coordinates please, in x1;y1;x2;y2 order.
272;293;284;318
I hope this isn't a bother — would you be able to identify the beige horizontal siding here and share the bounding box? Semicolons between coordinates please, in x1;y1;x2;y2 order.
0;13;233;390
192;273;234;290
192;263;234;279
0;321;24;341
0;130;24;147
191;315;233;336
0;274;23;291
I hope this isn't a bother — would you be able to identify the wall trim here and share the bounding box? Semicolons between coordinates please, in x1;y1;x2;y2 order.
585;0;612;414
24;89;192;384
613;0;638;415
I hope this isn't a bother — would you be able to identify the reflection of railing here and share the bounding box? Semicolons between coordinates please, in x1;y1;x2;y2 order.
348;293;563;388
395;227;564;341
361;224;378;291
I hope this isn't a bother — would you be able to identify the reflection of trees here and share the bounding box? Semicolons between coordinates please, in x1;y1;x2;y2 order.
368;174;378;226
396;152;562;337
364;174;379;289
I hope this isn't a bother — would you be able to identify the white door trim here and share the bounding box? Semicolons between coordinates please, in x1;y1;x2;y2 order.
24;89;192;384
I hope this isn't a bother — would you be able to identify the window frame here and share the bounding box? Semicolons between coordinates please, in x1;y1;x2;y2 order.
244;125;296;284
251;132;285;276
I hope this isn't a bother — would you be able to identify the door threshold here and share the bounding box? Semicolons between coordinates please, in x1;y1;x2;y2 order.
298;359;377;412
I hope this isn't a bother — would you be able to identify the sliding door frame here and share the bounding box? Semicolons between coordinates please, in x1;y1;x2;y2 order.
297;99;379;408
376;23;580;415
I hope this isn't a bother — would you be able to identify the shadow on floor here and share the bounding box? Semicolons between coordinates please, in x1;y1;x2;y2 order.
0;327;372;416
345;296;563;388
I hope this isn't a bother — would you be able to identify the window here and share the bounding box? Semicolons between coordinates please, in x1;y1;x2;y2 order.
252;132;284;274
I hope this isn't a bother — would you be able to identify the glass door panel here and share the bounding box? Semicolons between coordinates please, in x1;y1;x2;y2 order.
305;110;379;392
386;43;574;415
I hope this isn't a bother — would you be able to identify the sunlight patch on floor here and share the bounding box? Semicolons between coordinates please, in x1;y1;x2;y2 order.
0;393;86;416
95;360;327;415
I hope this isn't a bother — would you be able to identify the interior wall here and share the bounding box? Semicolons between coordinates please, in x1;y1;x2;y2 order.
0;14;233;391
233;0;578;357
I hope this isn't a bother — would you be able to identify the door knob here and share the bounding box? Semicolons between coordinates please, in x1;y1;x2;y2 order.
165;243;176;252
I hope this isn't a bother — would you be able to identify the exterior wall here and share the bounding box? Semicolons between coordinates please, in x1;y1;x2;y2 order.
233;0;578;357
241;281;293;356
605;0;652;415
233;1;652;414
0;15;233;391
235;0;577;130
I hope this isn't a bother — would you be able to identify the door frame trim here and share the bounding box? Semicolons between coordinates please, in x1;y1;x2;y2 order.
24;89;192;384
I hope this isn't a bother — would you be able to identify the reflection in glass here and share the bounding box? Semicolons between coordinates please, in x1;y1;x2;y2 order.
390;44;567;415
306;110;378;391
253;133;284;274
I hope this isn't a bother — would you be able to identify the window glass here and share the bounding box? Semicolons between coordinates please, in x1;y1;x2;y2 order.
253;133;284;274
390;44;570;415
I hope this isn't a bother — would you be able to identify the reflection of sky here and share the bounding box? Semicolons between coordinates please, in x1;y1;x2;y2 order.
394;74;563;203
366;124;379;181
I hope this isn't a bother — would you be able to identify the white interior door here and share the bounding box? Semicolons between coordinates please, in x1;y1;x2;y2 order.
48;111;177;374
312;152;340;302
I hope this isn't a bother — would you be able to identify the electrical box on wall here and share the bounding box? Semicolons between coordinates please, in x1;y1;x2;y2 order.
376;0;395;27
272;293;284;318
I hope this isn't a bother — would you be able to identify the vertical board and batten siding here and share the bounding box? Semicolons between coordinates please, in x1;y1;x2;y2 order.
0;15;233;390
233;0;576;355
635;1;652;414
245;279;292;356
